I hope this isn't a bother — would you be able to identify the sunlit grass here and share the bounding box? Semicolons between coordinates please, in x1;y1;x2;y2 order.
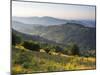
12;46;96;74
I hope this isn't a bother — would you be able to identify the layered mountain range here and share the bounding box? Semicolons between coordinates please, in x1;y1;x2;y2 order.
12;16;96;50
12;16;96;27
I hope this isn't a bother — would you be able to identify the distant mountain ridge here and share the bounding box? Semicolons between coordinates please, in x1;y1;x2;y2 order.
12;16;96;27
12;16;67;26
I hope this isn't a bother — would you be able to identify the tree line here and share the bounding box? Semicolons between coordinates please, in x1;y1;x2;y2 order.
12;32;80;56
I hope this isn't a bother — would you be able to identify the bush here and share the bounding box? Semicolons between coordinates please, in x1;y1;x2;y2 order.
22;62;33;68
12;32;22;45
22;41;40;51
45;48;50;53
55;46;63;53
16;52;32;65
62;48;68;55
41;43;56;53
67;43;80;55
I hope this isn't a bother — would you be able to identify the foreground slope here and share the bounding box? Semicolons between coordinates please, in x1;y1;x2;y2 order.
12;46;96;75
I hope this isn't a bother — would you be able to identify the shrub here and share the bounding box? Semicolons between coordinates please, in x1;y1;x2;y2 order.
22;62;33;68
16;52;32;65
55;46;63;53
67;43;80;55
45;48;50;53
12;32;22;45
22;41;40;51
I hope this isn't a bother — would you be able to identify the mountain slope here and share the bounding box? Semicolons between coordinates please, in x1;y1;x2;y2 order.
12;29;64;47
12;22;96;50
29;23;96;50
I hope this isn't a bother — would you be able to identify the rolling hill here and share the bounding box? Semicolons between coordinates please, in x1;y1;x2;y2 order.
31;23;96;50
12;16;96;50
12;29;64;47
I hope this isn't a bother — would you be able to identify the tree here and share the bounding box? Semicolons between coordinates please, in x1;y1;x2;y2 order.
41;43;54;53
12;32;22;45
22;41;40;51
62;48;68;55
67;43;80;55
55;46;63;53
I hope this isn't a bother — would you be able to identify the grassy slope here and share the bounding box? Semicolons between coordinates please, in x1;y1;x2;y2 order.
12;46;96;75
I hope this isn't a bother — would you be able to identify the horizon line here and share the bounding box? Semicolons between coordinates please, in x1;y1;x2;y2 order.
12;16;96;21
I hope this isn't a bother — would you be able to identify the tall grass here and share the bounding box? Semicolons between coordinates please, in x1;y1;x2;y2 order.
12;46;96;75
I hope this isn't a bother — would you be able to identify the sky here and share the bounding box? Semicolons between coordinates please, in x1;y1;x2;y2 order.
12;1;96;20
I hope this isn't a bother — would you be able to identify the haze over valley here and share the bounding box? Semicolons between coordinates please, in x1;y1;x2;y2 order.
12;16;96;51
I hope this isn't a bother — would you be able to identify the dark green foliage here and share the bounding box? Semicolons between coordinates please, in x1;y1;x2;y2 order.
22;41;40;51
67;43;80;55
55;46;63;53
12;32;22;45
61;48;68;55
22;62;34;69
45;48;50;53
40;43;56;53
40;43;49;49
16;52;31;65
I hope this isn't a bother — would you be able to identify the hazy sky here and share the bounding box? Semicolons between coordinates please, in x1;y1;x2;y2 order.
12;1;96;20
